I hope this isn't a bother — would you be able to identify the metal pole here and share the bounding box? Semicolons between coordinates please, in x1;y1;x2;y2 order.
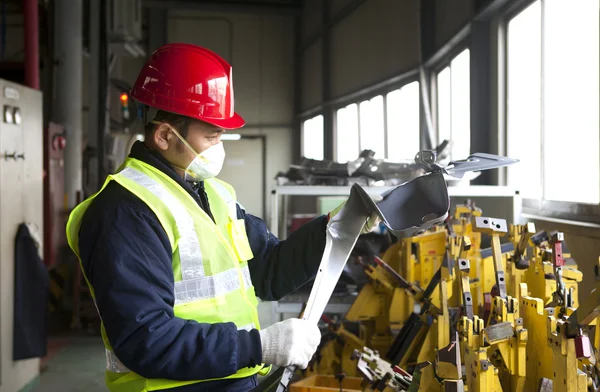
53;0;83;208
23;0;39;89
87;0;100;193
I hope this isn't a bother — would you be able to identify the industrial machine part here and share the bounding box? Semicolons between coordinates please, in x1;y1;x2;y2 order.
354;333;465;392
415;151;519;180
275;141;453;187
274;169;452;391
258;151;518;392
353;347;413;391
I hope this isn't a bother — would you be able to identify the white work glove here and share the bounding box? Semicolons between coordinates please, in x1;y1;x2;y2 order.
258;318;321;369
328;194;383;234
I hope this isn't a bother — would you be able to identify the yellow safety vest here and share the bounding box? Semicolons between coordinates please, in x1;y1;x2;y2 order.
66;157;268;392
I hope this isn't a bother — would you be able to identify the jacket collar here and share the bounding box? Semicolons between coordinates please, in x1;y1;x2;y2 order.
128;141;204;198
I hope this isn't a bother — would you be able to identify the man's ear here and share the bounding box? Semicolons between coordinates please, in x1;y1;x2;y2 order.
153;123;174;151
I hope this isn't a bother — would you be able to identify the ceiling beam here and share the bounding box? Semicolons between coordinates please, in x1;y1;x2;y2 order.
142;0;302;15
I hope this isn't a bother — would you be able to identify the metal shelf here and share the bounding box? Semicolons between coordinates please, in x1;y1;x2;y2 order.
269;184;522;238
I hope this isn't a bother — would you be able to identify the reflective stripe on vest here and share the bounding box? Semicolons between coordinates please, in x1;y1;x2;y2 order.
105;321;258;374
119;167;205;279
118;167;254;305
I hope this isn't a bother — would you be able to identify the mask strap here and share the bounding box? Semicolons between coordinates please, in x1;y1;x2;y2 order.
151;120;202;158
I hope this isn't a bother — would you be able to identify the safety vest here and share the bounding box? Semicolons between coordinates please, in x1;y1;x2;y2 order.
66;157;267;392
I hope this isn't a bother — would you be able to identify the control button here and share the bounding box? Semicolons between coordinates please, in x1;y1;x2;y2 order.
13;107;21;125
3;105;13;123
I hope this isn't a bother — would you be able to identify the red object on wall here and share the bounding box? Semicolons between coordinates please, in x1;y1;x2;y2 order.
44;123;66;268
24;0;39;89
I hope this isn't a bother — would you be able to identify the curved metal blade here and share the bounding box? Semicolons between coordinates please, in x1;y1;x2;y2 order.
445;153;519;179
376;172;450;238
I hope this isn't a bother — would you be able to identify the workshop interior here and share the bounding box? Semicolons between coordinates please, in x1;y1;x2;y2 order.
0;0;599;391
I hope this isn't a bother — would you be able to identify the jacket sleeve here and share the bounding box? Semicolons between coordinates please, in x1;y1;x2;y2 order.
240;205;328;301
77;198;262;381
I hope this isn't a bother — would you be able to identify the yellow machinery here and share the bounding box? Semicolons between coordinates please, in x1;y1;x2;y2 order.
303;201;600;392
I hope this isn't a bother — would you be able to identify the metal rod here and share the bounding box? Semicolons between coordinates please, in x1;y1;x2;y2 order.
54;0;83;208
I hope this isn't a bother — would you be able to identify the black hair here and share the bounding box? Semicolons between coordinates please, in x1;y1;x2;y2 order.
145;110;192;138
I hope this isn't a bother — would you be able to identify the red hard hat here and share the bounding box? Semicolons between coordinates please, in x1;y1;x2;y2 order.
130;43;245;130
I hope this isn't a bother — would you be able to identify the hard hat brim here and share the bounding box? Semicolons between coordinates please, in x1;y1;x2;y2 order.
200;112;246;130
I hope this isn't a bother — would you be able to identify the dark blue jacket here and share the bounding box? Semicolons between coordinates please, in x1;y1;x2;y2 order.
78;141;328;391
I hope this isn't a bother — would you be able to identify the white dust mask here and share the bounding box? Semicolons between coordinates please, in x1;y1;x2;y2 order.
159;123;226;181
183;142;225;181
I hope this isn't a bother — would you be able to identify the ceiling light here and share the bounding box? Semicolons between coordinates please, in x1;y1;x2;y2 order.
222;133;242;141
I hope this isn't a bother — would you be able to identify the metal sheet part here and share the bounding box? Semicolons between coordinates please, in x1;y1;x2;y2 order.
376;172;450;238
484;321;514;344
445;153;519;179
276;183;379;392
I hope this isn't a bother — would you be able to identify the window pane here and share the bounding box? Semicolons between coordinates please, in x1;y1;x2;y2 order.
543;0;599;203
450;49;470;159
437;67;451;149
359;95;385;157
336;103;359;162
387;81;420;161
302;115;324;160
507;1;542;199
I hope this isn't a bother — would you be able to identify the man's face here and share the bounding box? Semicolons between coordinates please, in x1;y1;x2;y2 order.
152;120;224;173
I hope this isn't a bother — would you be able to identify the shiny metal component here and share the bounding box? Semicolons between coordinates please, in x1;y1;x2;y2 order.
377;171;450;238
444;153;519;179
484;321;514;344
473;217;509;300
415;151;519;179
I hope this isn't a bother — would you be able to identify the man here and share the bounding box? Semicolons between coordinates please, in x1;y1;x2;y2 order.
66;43;378;392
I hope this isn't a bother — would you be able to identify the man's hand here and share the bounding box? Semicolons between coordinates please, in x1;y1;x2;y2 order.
258;318;321;369
328;194;383;234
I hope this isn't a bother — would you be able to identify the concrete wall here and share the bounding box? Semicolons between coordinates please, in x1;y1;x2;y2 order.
299;0;421;110
434;0;475;50
330;0;420;98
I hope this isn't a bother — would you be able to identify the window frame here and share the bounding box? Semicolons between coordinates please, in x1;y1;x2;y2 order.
331;73;420;163
429;41;471;158
498;0;600;224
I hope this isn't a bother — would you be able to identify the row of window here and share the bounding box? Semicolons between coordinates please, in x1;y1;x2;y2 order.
302;81;422;163
506;0;599;204
302;0;599;205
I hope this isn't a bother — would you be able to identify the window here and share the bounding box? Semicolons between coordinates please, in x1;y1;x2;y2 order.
506;1;542;198
543;0;599;203
335;83;421;163
506;0;599;204
359;95;385;156
386;81;420;160
436;48;471;159
335;104;359;162
301;115;324;160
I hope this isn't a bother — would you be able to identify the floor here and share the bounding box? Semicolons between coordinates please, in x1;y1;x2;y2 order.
34;335;106;392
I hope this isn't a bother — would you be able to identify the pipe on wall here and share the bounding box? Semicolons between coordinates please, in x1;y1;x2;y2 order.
24;0;39;89
53;0;83;209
